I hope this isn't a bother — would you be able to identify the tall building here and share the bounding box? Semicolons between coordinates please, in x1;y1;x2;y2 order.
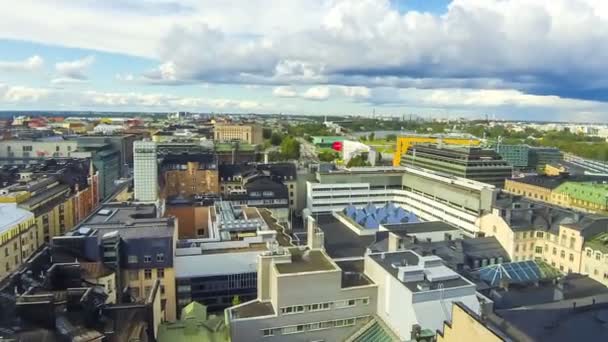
214;124;263;144
400;144;513;187
134;140;158;202
393;134;480;166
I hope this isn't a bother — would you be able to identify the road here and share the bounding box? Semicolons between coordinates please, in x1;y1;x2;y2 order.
297;137;319;164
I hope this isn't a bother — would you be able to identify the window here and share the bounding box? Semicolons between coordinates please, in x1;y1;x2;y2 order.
570;237;576;249
536;232;544;238
553;247;557;255
523;232;527;239
156;253;165;262
360;298;369;305
143;255;152;263
5;262;9;272
282;326;298;335
522;244;527;252
160;285;165;295
587;249;592;257
144;269;152;279
515;244;519;252
560;250;565;259
157;268;164;278
262;329;273;337
128;255;138;263
569;254;574;262
597;253;602;261
4;248;7;257
535;246;543;254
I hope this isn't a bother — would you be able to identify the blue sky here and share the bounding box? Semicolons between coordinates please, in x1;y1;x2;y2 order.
0;0;607;121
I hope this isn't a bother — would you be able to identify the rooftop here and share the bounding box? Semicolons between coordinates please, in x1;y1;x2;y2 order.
274;248;337;274
382;221;459;236
0;203;33;231
585;231;608;253
175;251;260;279
83;203;157;225
316;214;375;259
335;259;374;288
368;251;472;293
230;300;274;319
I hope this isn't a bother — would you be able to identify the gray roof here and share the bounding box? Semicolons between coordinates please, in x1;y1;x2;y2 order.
315;214;376;259
175;251;260;279
274;249;336;274
382;221;459;236
83;204;156;225
461;237;510;260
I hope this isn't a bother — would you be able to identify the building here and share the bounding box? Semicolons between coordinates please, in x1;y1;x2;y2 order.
400;144;513;187
581;231;608;286
393;134;480;166
479;194;608;275
306;166;497;237
52;203;178;321
0;204;37;280
528;146;562;171
0;138;77;160
161;157;219;199
226;247;379;342
214;124;263;144
73;145;120;201
134;140;158;202
504;175;608;213
76;134;137;176
215;142;259;165
0;247;163;341
310;136;344;148
495;144;529;168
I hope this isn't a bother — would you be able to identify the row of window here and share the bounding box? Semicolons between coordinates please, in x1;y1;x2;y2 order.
262;315;370;337
279;297;369;315
128;253;165;264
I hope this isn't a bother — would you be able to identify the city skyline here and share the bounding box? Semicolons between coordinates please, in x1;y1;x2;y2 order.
1;0;608;122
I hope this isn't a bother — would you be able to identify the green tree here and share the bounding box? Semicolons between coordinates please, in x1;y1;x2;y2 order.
386;134;397;141
262;128;272;139
368;132;375;141
232;295;241;306
280;136;301;160
270;132;283;146
318;151;338;162
346;155;370;167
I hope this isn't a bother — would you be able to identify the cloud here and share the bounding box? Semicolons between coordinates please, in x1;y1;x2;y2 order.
0;83;50;102
341;86;371;99
301;86;330;100
0;55;44;72
272;86;297;98
55;55;95;80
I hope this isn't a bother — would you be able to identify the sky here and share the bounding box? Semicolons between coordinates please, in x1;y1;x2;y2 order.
1;0;608;121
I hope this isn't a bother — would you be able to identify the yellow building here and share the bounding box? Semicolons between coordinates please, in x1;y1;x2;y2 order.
479;196;607;274
437;302;507;342
124;266;177;321
214;124;263;144
0;204;38;280
393;135;480;166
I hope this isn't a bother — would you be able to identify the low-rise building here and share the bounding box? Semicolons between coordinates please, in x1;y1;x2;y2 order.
214;123;263;144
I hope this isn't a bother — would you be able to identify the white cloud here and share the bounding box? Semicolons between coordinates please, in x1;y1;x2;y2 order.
273;86;297;98
55;55;95;80
0;83;50;102
0;55;44;72
301;86;330;101
341;86;371;99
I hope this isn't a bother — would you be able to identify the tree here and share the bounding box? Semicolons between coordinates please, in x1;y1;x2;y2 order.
318;151;338;162
270;132;283;146
280;136;301;160
262;128;272;139
368;132;375;141
386;134;397;141
346;155;370;167
232;295;241;306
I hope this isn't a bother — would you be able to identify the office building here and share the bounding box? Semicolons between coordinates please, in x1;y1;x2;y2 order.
400;144;513;187
226;247;379;342
214;124;263;144
494;144;529;168
52;203;178;321
134;140;158;202
306;166;497;237
393;134;480;166
76;134;137;176
528;146;562;171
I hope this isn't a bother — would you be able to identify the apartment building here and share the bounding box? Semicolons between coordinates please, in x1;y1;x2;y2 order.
0;204;37;280
214;124;263;144
52;203;178;321
479;195;608;275
227;247;378;342
306;166;497;237
400;144;513;187
505;175;608;213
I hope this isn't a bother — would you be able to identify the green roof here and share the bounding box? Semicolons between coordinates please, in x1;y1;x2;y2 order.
214;142;256;152
585;232;608;254
554;182;608;206
157;302;229;342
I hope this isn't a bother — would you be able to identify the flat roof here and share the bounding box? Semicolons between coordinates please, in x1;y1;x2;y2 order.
0;204;33;231
382;221;459;236
83;204;157;225
230;300;274;319
335;260;374;288
315;214;375;259
274;249;337;274
368;251;471;292
175;251;260;279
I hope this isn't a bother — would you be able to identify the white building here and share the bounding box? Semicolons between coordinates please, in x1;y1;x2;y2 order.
306;166;497;237
133;141;158;202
